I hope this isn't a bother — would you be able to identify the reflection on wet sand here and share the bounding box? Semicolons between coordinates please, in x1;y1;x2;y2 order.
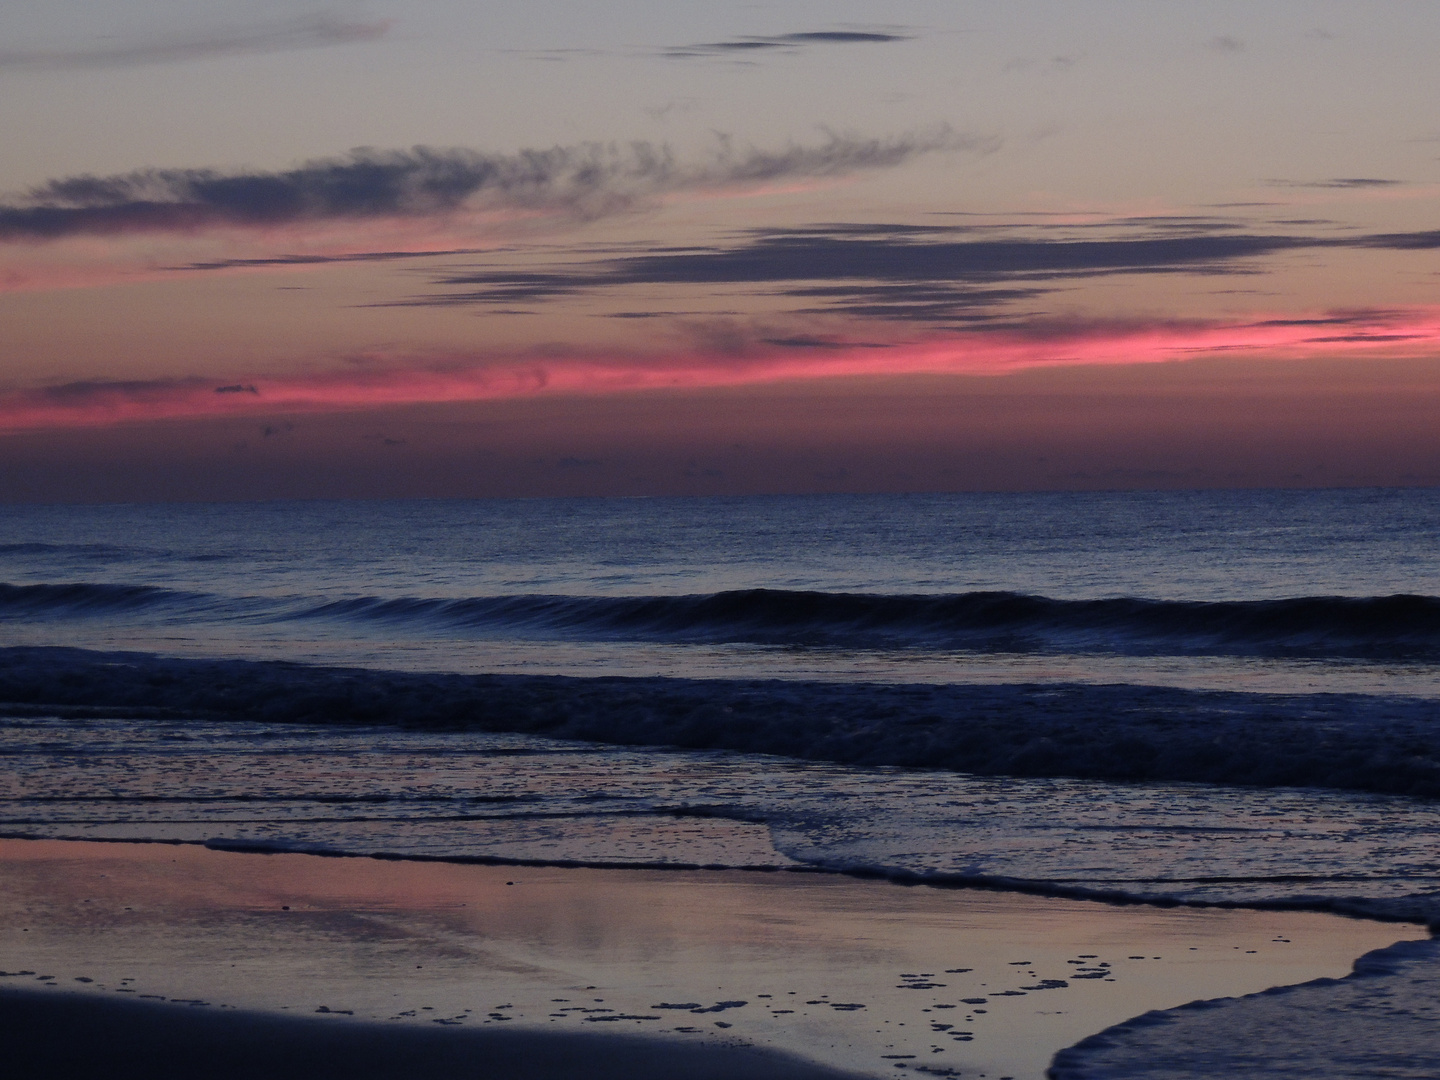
0;839;1420;1080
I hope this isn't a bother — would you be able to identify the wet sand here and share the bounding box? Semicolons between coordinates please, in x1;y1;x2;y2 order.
0;838;1422;1079
0;987;862;1080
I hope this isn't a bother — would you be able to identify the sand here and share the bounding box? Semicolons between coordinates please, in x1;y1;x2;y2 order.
0;987;863;1080
0;838;1422;1079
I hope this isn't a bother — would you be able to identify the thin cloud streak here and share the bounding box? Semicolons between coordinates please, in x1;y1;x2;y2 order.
0;14;389;72
3;308;1437;434
0;130;980;242
1265;177;1405;189
662;31;910;58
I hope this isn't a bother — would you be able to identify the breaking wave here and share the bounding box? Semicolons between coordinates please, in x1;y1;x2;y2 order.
5;582;1440;659
4;646;1440;798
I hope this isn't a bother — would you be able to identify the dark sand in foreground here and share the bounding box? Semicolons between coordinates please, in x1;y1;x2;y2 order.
0;986;860;1080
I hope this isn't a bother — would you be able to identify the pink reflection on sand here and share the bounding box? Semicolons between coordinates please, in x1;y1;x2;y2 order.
0;839;1420;1080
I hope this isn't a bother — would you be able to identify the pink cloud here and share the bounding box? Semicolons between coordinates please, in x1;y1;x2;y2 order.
2;308;1437;433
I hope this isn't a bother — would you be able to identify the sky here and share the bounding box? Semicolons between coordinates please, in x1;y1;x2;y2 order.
2;1;1439;501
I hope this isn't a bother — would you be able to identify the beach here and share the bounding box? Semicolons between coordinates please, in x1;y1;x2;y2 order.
0;838;1423;1079
0;987;860;1080
4;491;1440;1076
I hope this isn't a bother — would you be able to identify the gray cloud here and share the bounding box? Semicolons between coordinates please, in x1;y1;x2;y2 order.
0;14;388;72
1265;177;1405;189
0;129;980;242
1353;229;1440;250
174;249;488;272
663;30;910;59
378;220;1440;329
394;224;1308;322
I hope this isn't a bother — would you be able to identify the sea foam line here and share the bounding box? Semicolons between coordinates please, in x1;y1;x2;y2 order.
4;829;1436;931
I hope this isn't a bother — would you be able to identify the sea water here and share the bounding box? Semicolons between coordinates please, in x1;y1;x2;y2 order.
2;489;1440;692
3;488;1440;1075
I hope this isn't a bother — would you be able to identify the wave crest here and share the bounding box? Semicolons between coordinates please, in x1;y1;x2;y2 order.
5;583;1440;658
285;588;1440;658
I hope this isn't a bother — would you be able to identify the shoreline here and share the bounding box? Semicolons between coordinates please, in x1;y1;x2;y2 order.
1049;937;1440;1078
1;829;1434;930
1;837;1421;1080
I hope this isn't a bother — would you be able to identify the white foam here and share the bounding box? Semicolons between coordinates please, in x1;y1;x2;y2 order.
6;714;1440;921
1051;938;1440;1078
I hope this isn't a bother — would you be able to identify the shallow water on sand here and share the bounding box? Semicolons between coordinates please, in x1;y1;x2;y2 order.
0;840;1419;1080
8;716;1440;911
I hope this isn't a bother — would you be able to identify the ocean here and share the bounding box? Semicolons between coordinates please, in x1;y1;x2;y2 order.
3;487;1440;1076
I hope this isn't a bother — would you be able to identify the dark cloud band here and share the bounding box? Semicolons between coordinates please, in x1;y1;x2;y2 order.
663;31;910;58
0;130;979;241
1264;177;1405;189
396;226;1309;317
0;14;388;72
381;221;1440;327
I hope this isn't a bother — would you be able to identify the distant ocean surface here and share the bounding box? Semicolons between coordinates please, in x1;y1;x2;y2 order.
3;488;1440;693
4;489;1440;1071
